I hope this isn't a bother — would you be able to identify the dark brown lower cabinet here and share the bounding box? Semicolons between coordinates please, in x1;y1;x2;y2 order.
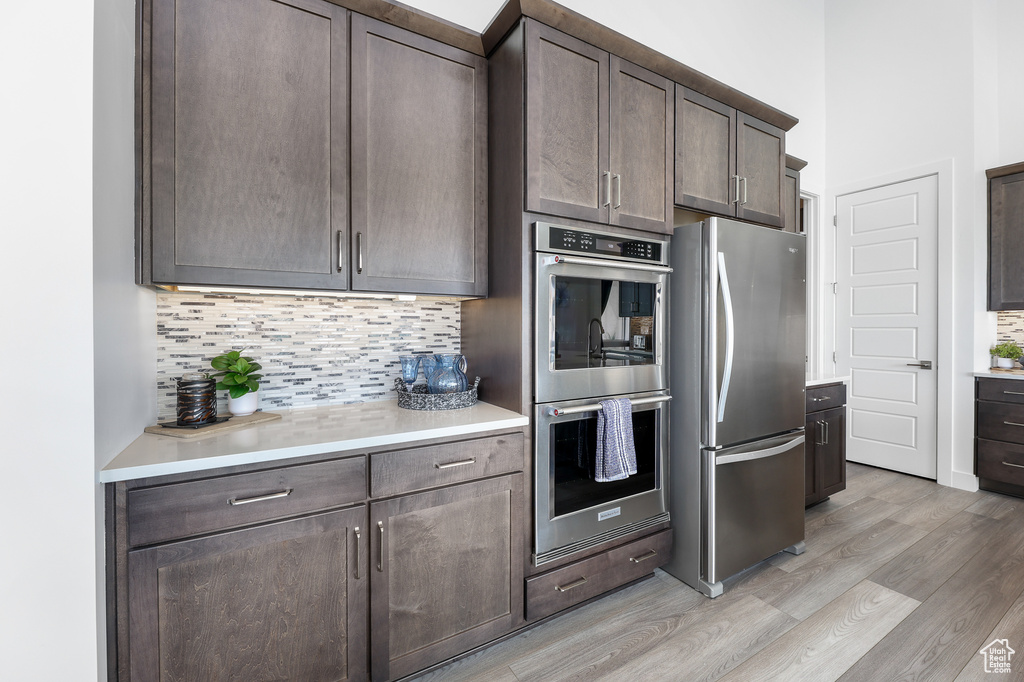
369;474;524;682
976;376;1024;496
127;505;368;682
805;383;847;506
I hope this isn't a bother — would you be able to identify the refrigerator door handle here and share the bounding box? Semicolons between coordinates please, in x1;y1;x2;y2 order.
717;252;735;423
715;435;806;466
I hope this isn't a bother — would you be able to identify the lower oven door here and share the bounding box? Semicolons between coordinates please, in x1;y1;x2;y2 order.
534;391;670;565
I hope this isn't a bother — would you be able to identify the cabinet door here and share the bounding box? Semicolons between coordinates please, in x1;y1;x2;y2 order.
350;16;487;296
819;406;847;497
674;87;736;216
370;474;524;682
609;56;673;234
128;506;368;682
784;167;800;233
989;171;1024;310
805;413;821;506
525;21;610;224
736;112;785;228
149;0;348;289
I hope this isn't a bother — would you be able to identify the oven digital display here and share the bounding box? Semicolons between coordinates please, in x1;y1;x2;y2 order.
549;226;661;262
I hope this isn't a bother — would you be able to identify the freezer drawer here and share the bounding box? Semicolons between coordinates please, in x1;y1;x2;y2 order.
705;433;805;585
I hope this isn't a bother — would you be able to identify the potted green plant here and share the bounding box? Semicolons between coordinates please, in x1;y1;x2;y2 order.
210;349;264;416
990;341;1023;369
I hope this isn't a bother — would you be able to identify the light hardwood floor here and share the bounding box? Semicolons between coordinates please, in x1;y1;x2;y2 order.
407;463;1024;681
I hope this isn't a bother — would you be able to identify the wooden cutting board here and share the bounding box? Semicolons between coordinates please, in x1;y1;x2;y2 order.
144;411;282;439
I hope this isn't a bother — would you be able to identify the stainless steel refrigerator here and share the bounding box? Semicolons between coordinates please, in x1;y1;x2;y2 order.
663;217;806;598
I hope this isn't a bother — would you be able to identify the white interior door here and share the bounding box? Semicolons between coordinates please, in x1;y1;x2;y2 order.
836;175;937;479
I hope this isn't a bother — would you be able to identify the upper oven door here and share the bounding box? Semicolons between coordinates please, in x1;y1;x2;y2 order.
535;253;670;403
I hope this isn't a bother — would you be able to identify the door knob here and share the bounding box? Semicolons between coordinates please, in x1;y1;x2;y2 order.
906;360;933;369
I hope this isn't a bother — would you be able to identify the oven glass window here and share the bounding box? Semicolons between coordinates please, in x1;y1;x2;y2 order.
550;408;658;517
552;276;657;370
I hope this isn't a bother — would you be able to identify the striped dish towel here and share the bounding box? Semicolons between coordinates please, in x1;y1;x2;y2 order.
595;398;637;482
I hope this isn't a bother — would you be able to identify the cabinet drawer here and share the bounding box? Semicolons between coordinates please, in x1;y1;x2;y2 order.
370;432;524;498
128;456;366;547
977;401;1024;444
977;438;1024;487
977;377;1024;405
525;529;671;621
806;383;846;413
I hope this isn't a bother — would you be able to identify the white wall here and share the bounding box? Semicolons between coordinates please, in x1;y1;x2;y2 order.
823;0;999;490
93;0;158;677
0;1;100;679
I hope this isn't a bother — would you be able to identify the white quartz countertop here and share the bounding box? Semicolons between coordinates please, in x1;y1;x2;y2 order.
975;368;1024;381
806;373;850;388
100;400;529;483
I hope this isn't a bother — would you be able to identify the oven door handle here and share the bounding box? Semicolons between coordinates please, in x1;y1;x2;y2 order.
546;395;671;417
541;254;672;274
715;435;805;466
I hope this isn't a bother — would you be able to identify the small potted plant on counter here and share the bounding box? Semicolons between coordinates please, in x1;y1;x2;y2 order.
210;349;263;416
990;341;1023;369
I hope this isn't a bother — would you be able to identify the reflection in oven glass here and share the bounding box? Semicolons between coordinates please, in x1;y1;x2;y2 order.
551;410;657;517
553;275;656;371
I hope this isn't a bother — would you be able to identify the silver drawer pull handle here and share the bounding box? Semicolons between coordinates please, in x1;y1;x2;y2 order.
629;549;658;564
354;527;361;580
1003;421;1024;428
812;397;830;402
1004;391;1024;396
227;489;292;506
435;458;477;470
555;576;588;592
1003;461;1024;470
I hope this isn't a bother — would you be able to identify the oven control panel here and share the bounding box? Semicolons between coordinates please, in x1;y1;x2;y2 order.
544;224;665;264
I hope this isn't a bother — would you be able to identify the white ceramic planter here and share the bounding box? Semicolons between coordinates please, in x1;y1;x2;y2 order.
228;390;259;416
996;357;1016;369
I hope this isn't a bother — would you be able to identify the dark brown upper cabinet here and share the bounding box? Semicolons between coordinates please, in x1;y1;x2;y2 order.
988;162;1024;310
350;16;488;296
524;21;673;234
675;87;786;229
784;154;807;234
146;0;349;290
141;0;487;296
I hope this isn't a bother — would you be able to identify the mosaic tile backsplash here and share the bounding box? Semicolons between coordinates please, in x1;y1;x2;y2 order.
156;291;461;419
997;311;1024;346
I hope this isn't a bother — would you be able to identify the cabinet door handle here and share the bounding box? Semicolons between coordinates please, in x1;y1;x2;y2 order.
555;576;588;592
740;176;748;205
227;489;292;506
629;549;657;564
337;230;344;273
823;419;829;445
815;420;823;446
603;171;611;208
613;173;622;209
1004;391;1024;396
356;232;364;274
435;457;476;470
732;175;741;205
1003;421;1024;428
354;526;361;580
377;520;384;572
1003;461;1024;470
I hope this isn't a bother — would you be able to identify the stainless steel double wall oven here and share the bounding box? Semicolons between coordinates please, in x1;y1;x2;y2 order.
532;222;672;565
